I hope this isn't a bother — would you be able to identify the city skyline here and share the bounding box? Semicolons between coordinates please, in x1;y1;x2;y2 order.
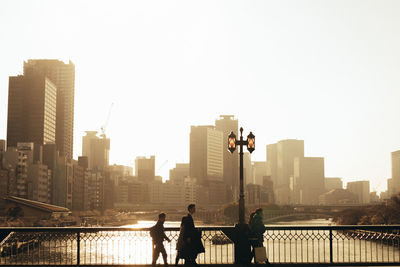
1;1;400;193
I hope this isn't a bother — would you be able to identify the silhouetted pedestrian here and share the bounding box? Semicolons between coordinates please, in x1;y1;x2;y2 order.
249;208;267;263
176;204;204;266
150;213;171;267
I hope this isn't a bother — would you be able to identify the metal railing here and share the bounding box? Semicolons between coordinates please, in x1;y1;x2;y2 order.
0;225;399;265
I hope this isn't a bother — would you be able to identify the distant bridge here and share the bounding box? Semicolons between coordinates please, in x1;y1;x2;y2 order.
264;213;333;223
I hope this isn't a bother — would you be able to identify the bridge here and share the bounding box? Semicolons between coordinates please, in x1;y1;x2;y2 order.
0;225;399;266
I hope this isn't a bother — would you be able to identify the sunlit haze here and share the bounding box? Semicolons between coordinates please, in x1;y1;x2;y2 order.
1;0;399;193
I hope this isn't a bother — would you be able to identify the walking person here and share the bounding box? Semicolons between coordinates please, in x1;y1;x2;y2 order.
176;204;204;266
150;213;171;267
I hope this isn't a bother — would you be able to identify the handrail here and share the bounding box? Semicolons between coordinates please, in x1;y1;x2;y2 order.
0;225;400;231
1;225;399;266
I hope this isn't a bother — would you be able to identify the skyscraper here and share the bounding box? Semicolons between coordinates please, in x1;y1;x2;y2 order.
190;125;225;205
392;150;400;195
252;161;267;186
347;180;370;204
82;131;110;171
189;125;223;184
169;163;190;185
135;156;155;182
293;157;325;205
23;59;75;159
215;115;239;201
7;72;57;151
267;139;304;204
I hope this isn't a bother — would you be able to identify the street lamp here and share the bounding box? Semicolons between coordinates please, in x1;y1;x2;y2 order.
228;127;255;224
228;127;255;264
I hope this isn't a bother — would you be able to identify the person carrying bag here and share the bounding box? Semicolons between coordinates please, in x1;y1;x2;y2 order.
249;208;270;264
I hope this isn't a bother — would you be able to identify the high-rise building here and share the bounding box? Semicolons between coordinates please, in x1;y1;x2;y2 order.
325;177;343;191
189;126;223;185
266;143;277;196
0;140;6;152
53;156;73;209
7;73;57;151
319;189;358;205
391;150;400;195
215;115;239;201
243;152;252;185
183;177;197;206
267;139;304;204
72;157;90;211
293;157;325;205
42;143;58;204
387;178;396;198
23;59;75;159
82;131;110;171
246;183;273;206
169;163;189;185
2;147;29;198
88;171;104;210
347;180;370;204
252;161;267;186
135;156;155;182
27;163;51;203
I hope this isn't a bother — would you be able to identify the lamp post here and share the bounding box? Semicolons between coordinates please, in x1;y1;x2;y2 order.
228;127;255;264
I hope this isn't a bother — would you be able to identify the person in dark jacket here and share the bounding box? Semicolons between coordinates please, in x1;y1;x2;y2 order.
151;213;171;267
249;208;267;263
175;204;204;266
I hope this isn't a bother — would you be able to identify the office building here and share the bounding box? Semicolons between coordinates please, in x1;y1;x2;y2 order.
266;143;277;191
2;146;30;198
325;177;343;191
27;163;51;203
7;73;57;152
252;161;267;186
0;140;6;152
72;157;90;211
23;59;75;159
183;177;198;206
42;143;58;204
53;156;73;209
293;157;325;205
244;152;252;185
169;163;189;185
162;181;185;207
347;180;370;204
189;126;223;184
106;164;133;178
82;131;110;171
0;170;9;208
135;156;155;182
387;178;397;198
246;183;273;206
391;150;400;195
88;171;104;210
215;115;239;201
319;189;358;205
267;139;304;204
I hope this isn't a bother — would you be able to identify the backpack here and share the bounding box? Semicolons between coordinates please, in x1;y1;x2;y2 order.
150;224;157;239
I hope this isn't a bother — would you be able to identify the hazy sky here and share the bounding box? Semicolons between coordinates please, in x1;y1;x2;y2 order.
1;0;399;193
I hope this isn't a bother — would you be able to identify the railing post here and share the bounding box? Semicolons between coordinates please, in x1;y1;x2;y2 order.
77;231;80;266
329;229;333;264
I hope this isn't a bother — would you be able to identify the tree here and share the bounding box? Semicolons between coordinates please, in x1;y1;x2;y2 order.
6;206;23;220
222;203;238;222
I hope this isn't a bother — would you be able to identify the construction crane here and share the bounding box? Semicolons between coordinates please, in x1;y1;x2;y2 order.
100;103;114;138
